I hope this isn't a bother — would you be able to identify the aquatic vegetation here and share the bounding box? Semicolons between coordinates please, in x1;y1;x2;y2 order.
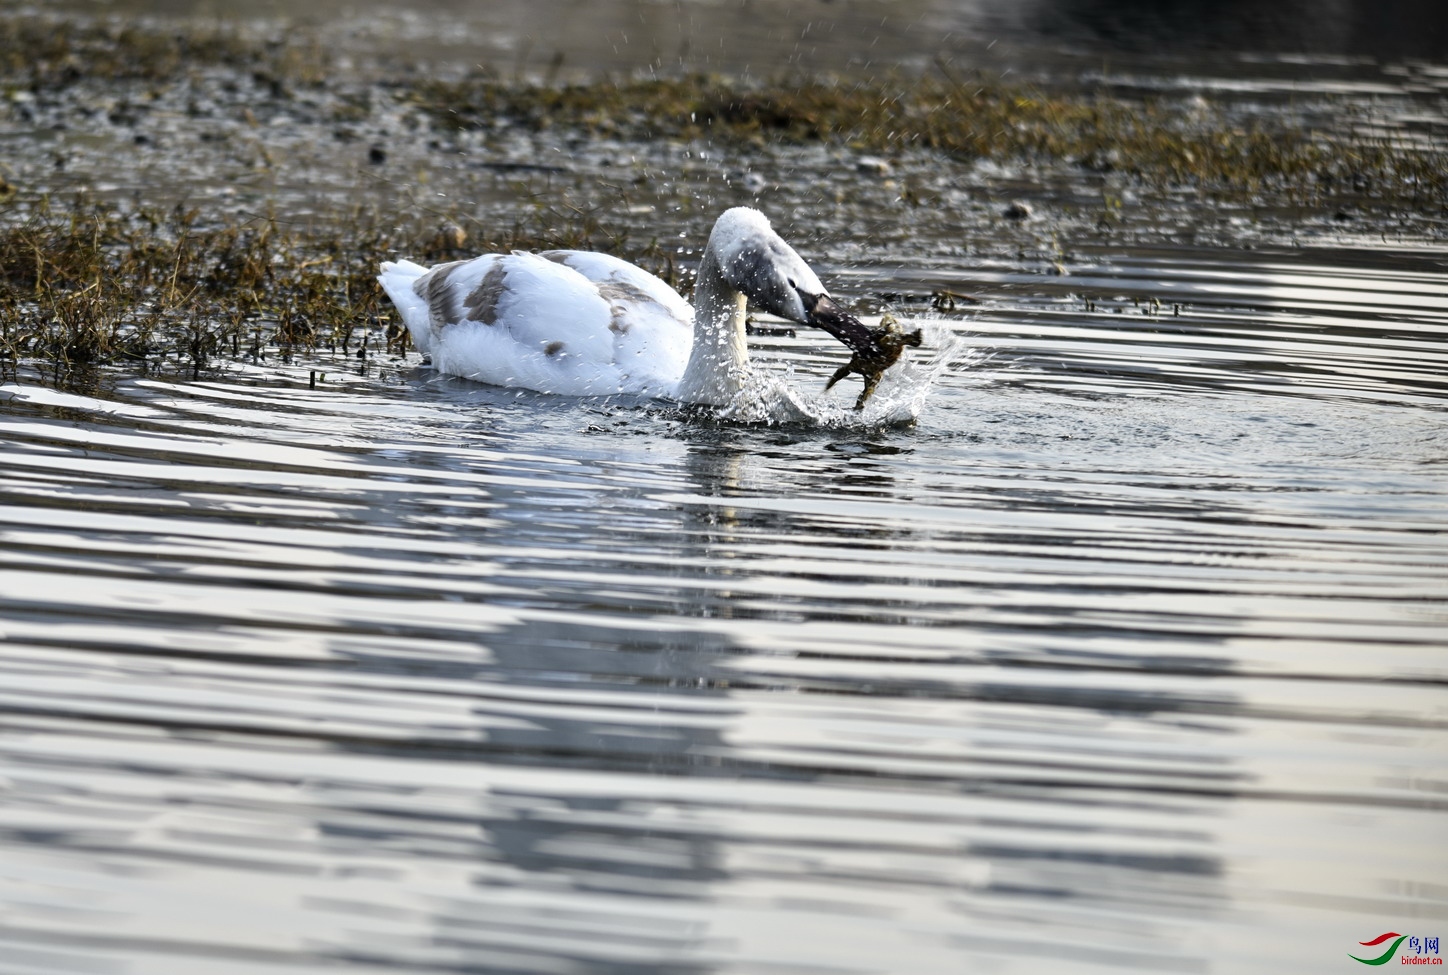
0;198;366;377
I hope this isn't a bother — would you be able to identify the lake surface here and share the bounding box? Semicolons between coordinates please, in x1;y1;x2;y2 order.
4;240;1446;974
3;2;1448;973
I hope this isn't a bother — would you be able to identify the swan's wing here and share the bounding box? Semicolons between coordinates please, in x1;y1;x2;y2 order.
537;250;694;378
408;251;690;395
405;255;502;356
539;250;694;322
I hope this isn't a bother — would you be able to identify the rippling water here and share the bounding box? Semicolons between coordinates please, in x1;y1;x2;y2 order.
2;240;1445;974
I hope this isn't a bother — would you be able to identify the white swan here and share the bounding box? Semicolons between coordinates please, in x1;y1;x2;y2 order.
378;207;901;407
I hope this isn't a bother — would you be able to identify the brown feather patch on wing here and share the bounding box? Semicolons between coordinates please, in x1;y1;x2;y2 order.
462;263;509;325
412;260;508;328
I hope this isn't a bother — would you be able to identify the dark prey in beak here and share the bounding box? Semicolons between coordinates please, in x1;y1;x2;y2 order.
804;295;924;409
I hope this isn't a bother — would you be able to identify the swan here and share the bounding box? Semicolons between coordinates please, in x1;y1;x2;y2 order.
378;207;912;408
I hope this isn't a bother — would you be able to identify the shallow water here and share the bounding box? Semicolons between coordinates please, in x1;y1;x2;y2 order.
5;0;1448;970
3;236;1447;973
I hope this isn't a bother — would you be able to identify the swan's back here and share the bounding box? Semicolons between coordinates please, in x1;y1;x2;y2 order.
380;249;694;397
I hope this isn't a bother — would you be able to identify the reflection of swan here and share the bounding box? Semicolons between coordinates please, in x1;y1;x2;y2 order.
379;207;897;407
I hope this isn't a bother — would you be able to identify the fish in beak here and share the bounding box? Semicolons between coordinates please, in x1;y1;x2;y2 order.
802;294;923;409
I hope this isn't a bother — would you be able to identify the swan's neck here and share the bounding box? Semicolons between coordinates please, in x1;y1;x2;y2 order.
676;248;749;405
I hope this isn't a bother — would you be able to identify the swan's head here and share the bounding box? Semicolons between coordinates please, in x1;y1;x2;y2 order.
707;207;829;326
707;207;915;407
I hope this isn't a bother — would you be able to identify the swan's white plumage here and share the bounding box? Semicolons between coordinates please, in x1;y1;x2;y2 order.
379;207;832;405
381;249;693;397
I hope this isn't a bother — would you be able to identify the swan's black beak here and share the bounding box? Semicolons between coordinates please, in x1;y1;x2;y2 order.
801;293;923;409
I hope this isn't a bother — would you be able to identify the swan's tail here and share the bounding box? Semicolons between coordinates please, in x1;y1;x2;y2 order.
377;260;434;355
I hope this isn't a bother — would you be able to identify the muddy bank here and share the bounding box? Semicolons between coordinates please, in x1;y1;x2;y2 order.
1;10;1444;378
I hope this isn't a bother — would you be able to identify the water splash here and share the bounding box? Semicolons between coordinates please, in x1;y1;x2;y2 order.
714;320;970;428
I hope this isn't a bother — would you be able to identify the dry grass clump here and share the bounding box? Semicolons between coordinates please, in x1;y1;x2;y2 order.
0;199;382;377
